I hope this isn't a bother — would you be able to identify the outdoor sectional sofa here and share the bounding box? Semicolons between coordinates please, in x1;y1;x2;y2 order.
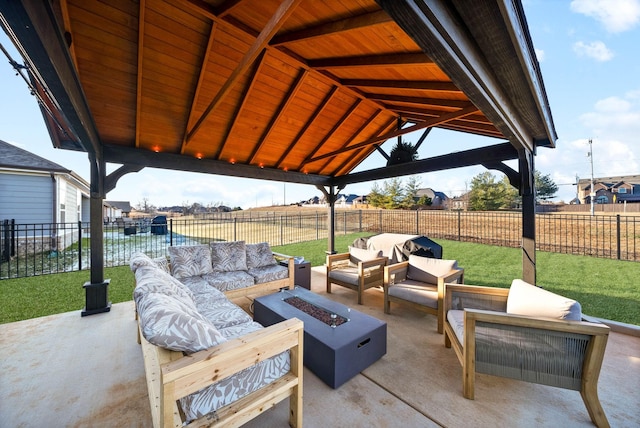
130;242;302;428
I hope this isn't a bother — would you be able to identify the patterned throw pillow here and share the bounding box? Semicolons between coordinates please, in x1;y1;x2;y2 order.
210;241;248;272
136;291;226;353
168;245;213;279
406;255;457;284
246;242;276;269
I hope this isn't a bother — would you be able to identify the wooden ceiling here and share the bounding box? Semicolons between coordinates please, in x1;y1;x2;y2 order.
1;0;556;190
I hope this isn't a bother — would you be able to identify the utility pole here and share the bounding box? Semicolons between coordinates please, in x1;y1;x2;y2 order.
588;139;595;216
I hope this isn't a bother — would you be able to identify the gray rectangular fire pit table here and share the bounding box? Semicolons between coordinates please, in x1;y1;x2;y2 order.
253;286;386;388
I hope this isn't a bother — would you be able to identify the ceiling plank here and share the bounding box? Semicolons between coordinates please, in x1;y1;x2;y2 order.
309;104;479;163
317;109;383;174
367;94;471;109
333;142;519;186
341;79;460;93
134;0;146;148
302;98;363;165
249;69;308;164
308;53;432;70
391;105;492;124
214;0;245;18
217;51;268;160
275;86;339;169
180;22;217;154
271;10;392;46
185;0;303;143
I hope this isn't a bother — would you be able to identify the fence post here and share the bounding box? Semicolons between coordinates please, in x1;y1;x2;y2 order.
234;217;237;241
416;210;419;235
78;221;83;271
280;216;283;246
457;210;461;241
170;218;173;246
359;210;362;232
616;214;621;260
379;210;383;233
316;212;319;240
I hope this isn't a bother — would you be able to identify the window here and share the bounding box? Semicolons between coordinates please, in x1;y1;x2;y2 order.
618;188;628;194
596;195;608;204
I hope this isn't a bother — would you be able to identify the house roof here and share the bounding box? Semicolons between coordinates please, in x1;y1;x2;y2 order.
0;139;68;173
1;0;556;193
104;201;132;212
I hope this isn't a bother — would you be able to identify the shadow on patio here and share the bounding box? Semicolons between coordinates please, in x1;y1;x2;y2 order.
1;266;638;427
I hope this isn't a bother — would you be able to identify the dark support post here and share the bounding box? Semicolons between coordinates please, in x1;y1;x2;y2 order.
519;148;536;284
82;154;111;316
316;184;339;255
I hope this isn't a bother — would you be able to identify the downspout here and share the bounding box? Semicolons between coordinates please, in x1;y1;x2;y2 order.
50;173;58;253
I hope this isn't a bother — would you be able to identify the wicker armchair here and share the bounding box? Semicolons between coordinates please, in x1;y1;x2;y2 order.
443;281;610;428
326;247;387;305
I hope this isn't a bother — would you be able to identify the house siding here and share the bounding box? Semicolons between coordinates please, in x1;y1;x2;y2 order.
0;172;54;223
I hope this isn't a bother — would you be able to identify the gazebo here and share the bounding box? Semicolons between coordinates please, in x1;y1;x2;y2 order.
0;0;556;316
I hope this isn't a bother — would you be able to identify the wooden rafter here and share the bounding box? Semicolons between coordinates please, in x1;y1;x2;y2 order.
249;69;308;164
271;10;392;46
391;105;492;124
214;0;245;18
368;94;471;109
308;53;432;70
332;117;397;176
58;0;77;66
275;86;339;169
181;21;217;154
310;105;479;163
302;98;363;165
185;0;303;143
134;0;146;148
218;51;268;160
341;79;460;93
317;109;383;175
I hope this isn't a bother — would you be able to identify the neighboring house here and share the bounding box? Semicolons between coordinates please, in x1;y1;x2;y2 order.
0;139;90;257
416;188;449;208
336;193;360;207
578;175;640;204
449;192;470;211
104;200;131;220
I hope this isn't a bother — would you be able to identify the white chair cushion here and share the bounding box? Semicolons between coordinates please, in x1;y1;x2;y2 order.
506;279;582;321
388;279;438;308
406;255;457;284
348;246;383;265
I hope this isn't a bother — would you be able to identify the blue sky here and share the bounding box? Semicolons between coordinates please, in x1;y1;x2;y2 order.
1;0;639;209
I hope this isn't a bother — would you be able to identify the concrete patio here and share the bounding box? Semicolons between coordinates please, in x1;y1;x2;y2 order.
1;266;639;427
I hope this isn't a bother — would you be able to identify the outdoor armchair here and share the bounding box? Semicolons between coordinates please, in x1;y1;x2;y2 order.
383;255;464;334
443;280;610;428
326;247;387;305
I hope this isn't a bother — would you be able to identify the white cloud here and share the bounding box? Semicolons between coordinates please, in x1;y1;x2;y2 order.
570;0;640;33
572;41;614;61
535;48;545;62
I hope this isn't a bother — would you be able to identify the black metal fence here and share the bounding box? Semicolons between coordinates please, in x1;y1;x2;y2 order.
1;210;638;279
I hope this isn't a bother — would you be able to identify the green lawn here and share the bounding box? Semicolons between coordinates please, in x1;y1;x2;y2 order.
1;234;638;325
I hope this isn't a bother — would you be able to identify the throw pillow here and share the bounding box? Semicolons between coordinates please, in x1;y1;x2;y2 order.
168;245;213;279
210;241;248;272
406;255;457;284
506;279;582;321
246;242;276;269
348;246;383;264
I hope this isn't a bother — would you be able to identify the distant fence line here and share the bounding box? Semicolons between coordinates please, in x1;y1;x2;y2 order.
1;210;638;279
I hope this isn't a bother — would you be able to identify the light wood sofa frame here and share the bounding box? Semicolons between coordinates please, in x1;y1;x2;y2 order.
443;284;610;428
326;252;387;304
138;316;304;428
383;261;464;334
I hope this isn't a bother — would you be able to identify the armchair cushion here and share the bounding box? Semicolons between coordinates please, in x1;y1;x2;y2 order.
246;242;276;269
506;279;582;321
406;255;457;284
348;246;383;265
387;279;438;309
210;241;248;272
327;266;360;286
168;245;213;279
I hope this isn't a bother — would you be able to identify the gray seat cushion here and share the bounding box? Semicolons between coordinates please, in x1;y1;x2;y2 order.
388;279;438;308
202;270;255;292
249;264;288;284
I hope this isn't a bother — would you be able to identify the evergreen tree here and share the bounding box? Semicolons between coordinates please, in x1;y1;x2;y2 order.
468;172;512;211
535;171;559;202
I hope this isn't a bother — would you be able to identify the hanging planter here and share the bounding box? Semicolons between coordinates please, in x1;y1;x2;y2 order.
387;140;418;166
